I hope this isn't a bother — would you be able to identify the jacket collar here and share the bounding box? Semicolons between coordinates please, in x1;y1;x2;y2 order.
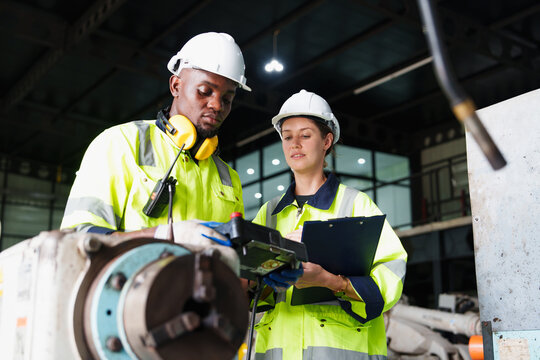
272;172;339;215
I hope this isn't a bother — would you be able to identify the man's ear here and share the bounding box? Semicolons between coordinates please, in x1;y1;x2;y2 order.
169;75;181;97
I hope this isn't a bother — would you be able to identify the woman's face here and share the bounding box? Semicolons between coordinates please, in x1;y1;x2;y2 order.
281;117;333;175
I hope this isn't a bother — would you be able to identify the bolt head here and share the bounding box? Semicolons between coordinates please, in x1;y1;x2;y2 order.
106;336;123;352
110;273;127;291
83;236;102;253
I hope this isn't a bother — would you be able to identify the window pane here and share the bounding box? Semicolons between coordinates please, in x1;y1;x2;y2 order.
242;183;261;221
375;152;409;182
55;183;71;209
340;176;374;202
262;173;290;203
376;185;411;229
236;151;260;184
52;208;65;229
263;142;288;177
340;176;372;192
3;204;49;238
335;145;372;177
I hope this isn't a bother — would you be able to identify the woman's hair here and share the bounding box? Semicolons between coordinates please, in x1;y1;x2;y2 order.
307;116;336;168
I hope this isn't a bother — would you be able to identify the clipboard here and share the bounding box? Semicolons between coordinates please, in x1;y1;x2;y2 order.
290;215;386;306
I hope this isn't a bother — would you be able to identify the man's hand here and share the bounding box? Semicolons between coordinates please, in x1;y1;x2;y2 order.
154;220;239;275
263;266;304;293
154;220;230;245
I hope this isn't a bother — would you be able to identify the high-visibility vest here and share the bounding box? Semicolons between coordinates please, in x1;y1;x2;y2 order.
252;175;407;360
61;120;244;232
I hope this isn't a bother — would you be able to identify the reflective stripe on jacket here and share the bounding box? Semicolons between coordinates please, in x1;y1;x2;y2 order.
61;120;244;232
252;173;407;359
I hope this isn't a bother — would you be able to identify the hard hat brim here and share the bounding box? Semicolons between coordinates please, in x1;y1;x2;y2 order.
272;112;331;126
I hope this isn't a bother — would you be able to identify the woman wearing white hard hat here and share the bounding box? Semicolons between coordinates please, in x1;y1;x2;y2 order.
251;90;407;359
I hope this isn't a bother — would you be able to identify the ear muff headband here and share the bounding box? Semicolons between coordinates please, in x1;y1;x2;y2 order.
159;113;218;160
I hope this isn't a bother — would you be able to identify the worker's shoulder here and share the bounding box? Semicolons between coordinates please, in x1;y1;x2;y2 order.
97;120;156;138
337;183;372;202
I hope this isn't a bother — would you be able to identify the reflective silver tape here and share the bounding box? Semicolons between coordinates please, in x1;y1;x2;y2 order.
64;196;120;229
255;347;283;360
337;186;359;218
212;155;233;187
265;195;282;229
275;291;287;304
134;121;156;167
372;259;406;283
74;223;97;233
304;346;386;360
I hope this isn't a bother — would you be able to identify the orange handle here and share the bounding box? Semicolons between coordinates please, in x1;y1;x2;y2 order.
469;335;484;360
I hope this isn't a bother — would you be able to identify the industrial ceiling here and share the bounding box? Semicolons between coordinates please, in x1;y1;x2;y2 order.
1;0;540;182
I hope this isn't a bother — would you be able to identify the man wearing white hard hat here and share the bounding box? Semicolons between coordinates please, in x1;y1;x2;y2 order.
61;33;250;244
251;90;407;359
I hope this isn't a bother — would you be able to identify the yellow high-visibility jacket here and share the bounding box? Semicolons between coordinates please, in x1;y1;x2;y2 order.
61;120;244;232
252;173;406;360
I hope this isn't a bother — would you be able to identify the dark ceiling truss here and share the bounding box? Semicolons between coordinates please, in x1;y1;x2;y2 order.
355;0;540;73
267;19;397;89
229;0;540;153
240;0;327;50
2;0;540;175
230;0;540;154
323;0;540;147
5;0;212;158
1;0;128;111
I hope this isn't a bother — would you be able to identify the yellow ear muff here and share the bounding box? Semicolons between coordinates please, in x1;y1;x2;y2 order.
166;115;197;149
193;136;218;160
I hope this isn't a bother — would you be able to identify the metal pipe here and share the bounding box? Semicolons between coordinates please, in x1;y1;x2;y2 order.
353;56;433;95
417;0;507;170
391;303;482;337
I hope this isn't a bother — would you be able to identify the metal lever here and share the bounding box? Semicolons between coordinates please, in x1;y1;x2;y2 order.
417;0;506;170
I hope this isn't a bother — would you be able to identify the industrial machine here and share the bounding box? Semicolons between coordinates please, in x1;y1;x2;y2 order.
466;88;540;359
419;1;538;357
385;88;540;360
0;216;306;360
385;294;481;360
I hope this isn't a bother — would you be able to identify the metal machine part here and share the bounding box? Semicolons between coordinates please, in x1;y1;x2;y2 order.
390;303;481;337
0;230;248;360
417;0;506;170
120;251;247;360
467;88;540;359
385;295;482;360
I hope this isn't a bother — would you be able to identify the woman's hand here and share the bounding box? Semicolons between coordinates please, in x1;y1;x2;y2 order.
295;262;361;301
295;262;333;289
284;227;303;242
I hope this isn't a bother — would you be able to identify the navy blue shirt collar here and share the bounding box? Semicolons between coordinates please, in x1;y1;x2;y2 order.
272;172;340;215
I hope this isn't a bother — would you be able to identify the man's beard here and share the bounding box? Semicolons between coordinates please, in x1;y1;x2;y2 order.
196;124;219;139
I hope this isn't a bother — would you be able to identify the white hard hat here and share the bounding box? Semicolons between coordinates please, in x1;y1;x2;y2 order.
272;90;340;144
167;32;251;92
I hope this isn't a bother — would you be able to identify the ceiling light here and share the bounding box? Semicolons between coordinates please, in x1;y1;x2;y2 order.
265;30;284;73
247;168;255;175
357;158;366;165
254;192;262;199
277;185;285;191
272;159;280;165
265;59;284;72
